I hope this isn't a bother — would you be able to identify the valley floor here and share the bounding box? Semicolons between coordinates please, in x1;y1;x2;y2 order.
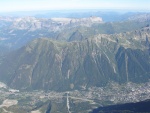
0;81;150;113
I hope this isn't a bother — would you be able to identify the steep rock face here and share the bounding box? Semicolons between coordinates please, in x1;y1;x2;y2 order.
116;47;150;83
1;28;150;91
68;30;83;42
0;38;118;91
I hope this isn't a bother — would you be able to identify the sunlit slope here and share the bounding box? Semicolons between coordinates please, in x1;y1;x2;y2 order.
0;27;150;91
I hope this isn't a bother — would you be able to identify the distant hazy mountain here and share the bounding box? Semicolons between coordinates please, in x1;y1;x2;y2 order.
128;13;150;22
0;16;103;50
1;16;150;51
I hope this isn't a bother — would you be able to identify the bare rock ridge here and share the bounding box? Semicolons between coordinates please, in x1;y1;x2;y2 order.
51;16;102;25
1;15;150;50
1;16;102;31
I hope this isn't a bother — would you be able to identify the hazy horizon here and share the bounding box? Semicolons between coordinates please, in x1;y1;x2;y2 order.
0;0;150;13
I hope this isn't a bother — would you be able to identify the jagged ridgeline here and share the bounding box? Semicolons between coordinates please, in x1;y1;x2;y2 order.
1;16;150;50
0;26;150;91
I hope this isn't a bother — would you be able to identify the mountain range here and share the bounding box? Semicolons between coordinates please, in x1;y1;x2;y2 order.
0;24;150;91
1;14;150;50
0;12;150;112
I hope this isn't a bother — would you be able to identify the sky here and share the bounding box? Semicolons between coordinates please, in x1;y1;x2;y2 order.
0;0;150;12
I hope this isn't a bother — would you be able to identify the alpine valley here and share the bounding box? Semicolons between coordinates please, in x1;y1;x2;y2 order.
0;11;150;113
